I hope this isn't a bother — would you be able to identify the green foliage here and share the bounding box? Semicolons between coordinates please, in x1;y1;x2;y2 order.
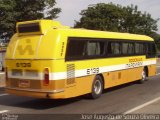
150;32;160;42
74;3;158;36
0;0;61;41
150;32;160;50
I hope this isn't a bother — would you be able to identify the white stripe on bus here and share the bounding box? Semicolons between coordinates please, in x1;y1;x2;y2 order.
0;110;9;114
0;94;9;97
156;73;160;75
0;72;4;75
7;60;156;80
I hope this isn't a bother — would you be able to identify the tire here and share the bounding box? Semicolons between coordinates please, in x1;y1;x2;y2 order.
90;75;103;99
139;68;147;84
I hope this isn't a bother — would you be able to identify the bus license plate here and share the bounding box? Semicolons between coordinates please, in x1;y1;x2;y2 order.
19;80;30;88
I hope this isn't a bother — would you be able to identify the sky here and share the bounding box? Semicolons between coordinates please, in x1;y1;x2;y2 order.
55;0;160;33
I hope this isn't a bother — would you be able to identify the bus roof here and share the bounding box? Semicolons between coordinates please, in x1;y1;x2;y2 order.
16;19;153;41
58;28;153;41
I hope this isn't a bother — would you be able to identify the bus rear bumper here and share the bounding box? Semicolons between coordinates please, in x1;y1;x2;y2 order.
5;87;65;99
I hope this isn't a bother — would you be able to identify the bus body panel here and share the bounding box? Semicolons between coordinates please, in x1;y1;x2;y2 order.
6;31;63;60
5;20;157;99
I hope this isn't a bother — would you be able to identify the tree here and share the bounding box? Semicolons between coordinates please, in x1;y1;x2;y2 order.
150;32;160;50
0;0;61;42
74;3;157;36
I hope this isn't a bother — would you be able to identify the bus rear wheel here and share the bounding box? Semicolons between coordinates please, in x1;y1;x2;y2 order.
139;68;147;84
90;75;103;99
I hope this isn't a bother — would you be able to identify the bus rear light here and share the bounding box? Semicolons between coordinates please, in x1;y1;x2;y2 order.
5;67;8;81
43;68;49;85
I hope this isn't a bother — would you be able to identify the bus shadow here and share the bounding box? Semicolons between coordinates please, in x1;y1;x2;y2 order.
103;81;139;94
0;94;83;110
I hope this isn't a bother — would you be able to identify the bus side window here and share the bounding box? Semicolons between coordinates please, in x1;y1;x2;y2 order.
122;43;128;55
113;42;121;55
128;43;134;55
122;42;134;55
66;40;86;60
86;41;105;56
139;43;144;54
86;42;100;56
107;42;112;55
66;39;105;61
135;43;144;55
135;43;140;54
107;41;121;56
111;42;121;55
146;42;156;58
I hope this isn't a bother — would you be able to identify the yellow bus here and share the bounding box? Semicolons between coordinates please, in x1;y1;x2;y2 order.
5;20;156;99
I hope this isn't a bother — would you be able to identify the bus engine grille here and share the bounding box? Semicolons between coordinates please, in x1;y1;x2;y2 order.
67;64;75;84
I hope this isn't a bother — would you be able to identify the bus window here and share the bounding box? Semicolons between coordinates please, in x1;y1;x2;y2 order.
128;43;134;54
86;41;104;56
66;40;86;60
122;43;128;55
135;43;144;55
135;43;140;54
108;42;121;56
139;43;144;54
122;42;134;55
146;42;156;58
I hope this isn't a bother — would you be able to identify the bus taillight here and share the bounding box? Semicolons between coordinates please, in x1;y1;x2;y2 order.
43;68;49;85
5;67;8;81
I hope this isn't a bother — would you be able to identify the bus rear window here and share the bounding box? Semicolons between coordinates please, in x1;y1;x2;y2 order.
18;23;40;33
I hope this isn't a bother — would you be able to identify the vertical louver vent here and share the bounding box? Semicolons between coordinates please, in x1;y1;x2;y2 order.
67;64;75;84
